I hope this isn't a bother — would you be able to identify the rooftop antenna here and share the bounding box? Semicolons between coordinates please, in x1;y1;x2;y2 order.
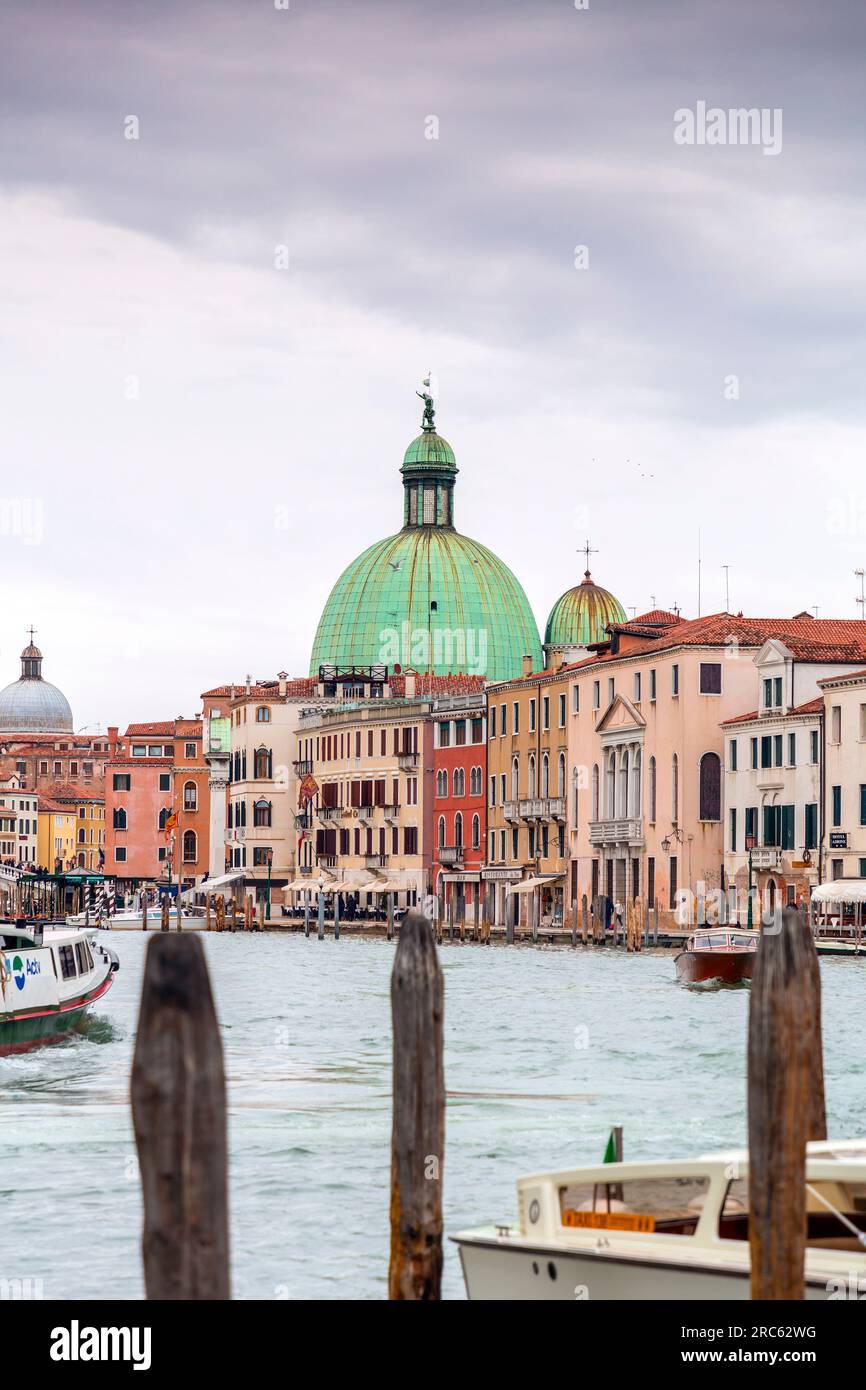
856;568;865;619
722;564;730;612
627;606;637;619
650;593;656;608
697;529;702;619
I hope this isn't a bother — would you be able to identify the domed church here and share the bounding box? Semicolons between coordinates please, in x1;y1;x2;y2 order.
544;559;626;667
310;385;543;682
0;634;74;734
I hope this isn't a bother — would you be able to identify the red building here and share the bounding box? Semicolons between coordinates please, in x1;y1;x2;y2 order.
432;692;487;926
104;718;210;892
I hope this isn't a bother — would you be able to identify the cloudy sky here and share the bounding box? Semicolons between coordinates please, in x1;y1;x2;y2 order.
1;0;865;729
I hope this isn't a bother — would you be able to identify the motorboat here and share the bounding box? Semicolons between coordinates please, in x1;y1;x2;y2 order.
0;920;118;1055
453;1140;866;1300
65;903;205;930
675;927;758;984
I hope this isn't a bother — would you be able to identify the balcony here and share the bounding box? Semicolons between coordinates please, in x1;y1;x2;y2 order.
363;853;386;868
439;845;464;868
318;854;337;869
294;759;313;776
296;811;313;830
518;797;566;821
588;817;645;846
358;805;374;822
751;848;781;869
318;805;341;821
383;803;400;824
397;751;418;769
503;800;521;822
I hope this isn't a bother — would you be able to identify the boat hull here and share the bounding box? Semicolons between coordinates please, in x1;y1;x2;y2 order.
675;950;754;985
1;947;115;1055
456;1236;830;1301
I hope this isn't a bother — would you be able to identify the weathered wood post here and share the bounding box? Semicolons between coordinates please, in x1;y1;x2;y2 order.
131;934;230;1300
304;888;310;938
653;896;659;947
387;892;394;941
215;895;226;933
142;892;149;932
206;894;212;932
242;895;251;932
581;893;588;946
388;909;444;1301
161;895;169;932
230;898;238;932
257;897;265;932
748;905;826;1300
176;889;184;931
317;887;325;940
506;887;515;945
333;891;340;941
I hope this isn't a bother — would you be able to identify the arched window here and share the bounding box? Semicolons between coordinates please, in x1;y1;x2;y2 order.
183;780;197;812
472;814;480;849
511;756;520;800
619;749;629;818
253;799;272;827
558;752;566;799
541;753;549;798
454;768;465;797
436;769;447;797
699;751;721;821
454;811;463;848
255;706;270;723
672;753;679;822
438;815;446;848
158;807;169;831
182;829;197;863
648;756;657;823
592;764;600;821
572;766;580;825
113;807;127;830
528;755;537;798
254;746;272;779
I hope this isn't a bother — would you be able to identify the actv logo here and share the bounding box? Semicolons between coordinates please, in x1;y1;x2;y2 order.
50;1322;152;1372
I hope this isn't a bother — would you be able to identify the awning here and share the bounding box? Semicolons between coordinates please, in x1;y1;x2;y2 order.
812;880;866;904
182;869;243;899
507;874;565;894
285;879;316;893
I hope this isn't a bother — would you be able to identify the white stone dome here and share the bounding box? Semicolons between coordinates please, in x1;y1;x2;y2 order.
0;640;73;733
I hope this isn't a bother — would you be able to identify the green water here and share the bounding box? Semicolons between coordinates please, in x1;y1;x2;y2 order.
2;934;864;1299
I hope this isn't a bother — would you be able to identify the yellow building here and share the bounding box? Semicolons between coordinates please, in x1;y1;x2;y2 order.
484;660;571;931
37;797;78;871
35;783;105;871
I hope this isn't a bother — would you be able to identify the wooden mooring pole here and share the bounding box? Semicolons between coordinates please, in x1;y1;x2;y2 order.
388;909;444;1301
131;934;230;1300
748;905;826;1300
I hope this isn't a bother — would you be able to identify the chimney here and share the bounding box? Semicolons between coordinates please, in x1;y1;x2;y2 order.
278;671;288;697
108;725;119;757
245;673;252;696
522;654;533;678
404;669;417;699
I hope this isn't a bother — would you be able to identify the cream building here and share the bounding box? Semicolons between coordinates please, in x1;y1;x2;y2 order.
297;681;431;906
0;776;38;865
819;668;866;885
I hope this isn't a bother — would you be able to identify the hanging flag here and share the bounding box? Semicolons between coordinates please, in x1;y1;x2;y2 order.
298;773;318;806
164;809;179;836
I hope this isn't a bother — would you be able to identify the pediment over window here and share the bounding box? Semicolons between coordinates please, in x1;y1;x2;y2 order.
595;693;646;737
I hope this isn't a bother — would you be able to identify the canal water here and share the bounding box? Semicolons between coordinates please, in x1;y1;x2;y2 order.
3;934;864;1300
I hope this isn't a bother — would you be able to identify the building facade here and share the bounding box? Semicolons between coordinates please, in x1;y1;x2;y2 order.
431;692;487;926
0;777;38;866
819;668;866;885
484;659;570;930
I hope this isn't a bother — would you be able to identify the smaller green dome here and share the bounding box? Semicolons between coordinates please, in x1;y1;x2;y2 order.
545;571;626;652
402;430;456;473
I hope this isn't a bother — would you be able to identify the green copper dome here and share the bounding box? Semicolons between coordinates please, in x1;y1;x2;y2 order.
310;399;542;682
544;571;626;653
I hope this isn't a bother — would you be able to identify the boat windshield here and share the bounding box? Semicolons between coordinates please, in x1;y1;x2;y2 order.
720;1177;866;1250
559;1176;710;1237
694;932;729;949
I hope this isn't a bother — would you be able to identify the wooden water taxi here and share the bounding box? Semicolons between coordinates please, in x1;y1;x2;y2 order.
675;926;758;984
453;1140;866;1300
0;920;118;1055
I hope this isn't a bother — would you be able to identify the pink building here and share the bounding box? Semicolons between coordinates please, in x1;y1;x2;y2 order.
565;612;866;927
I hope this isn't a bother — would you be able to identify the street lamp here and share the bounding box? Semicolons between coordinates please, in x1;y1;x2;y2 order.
745;833;757;928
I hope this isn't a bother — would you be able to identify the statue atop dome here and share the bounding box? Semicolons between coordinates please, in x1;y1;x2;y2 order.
416;374;436;431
